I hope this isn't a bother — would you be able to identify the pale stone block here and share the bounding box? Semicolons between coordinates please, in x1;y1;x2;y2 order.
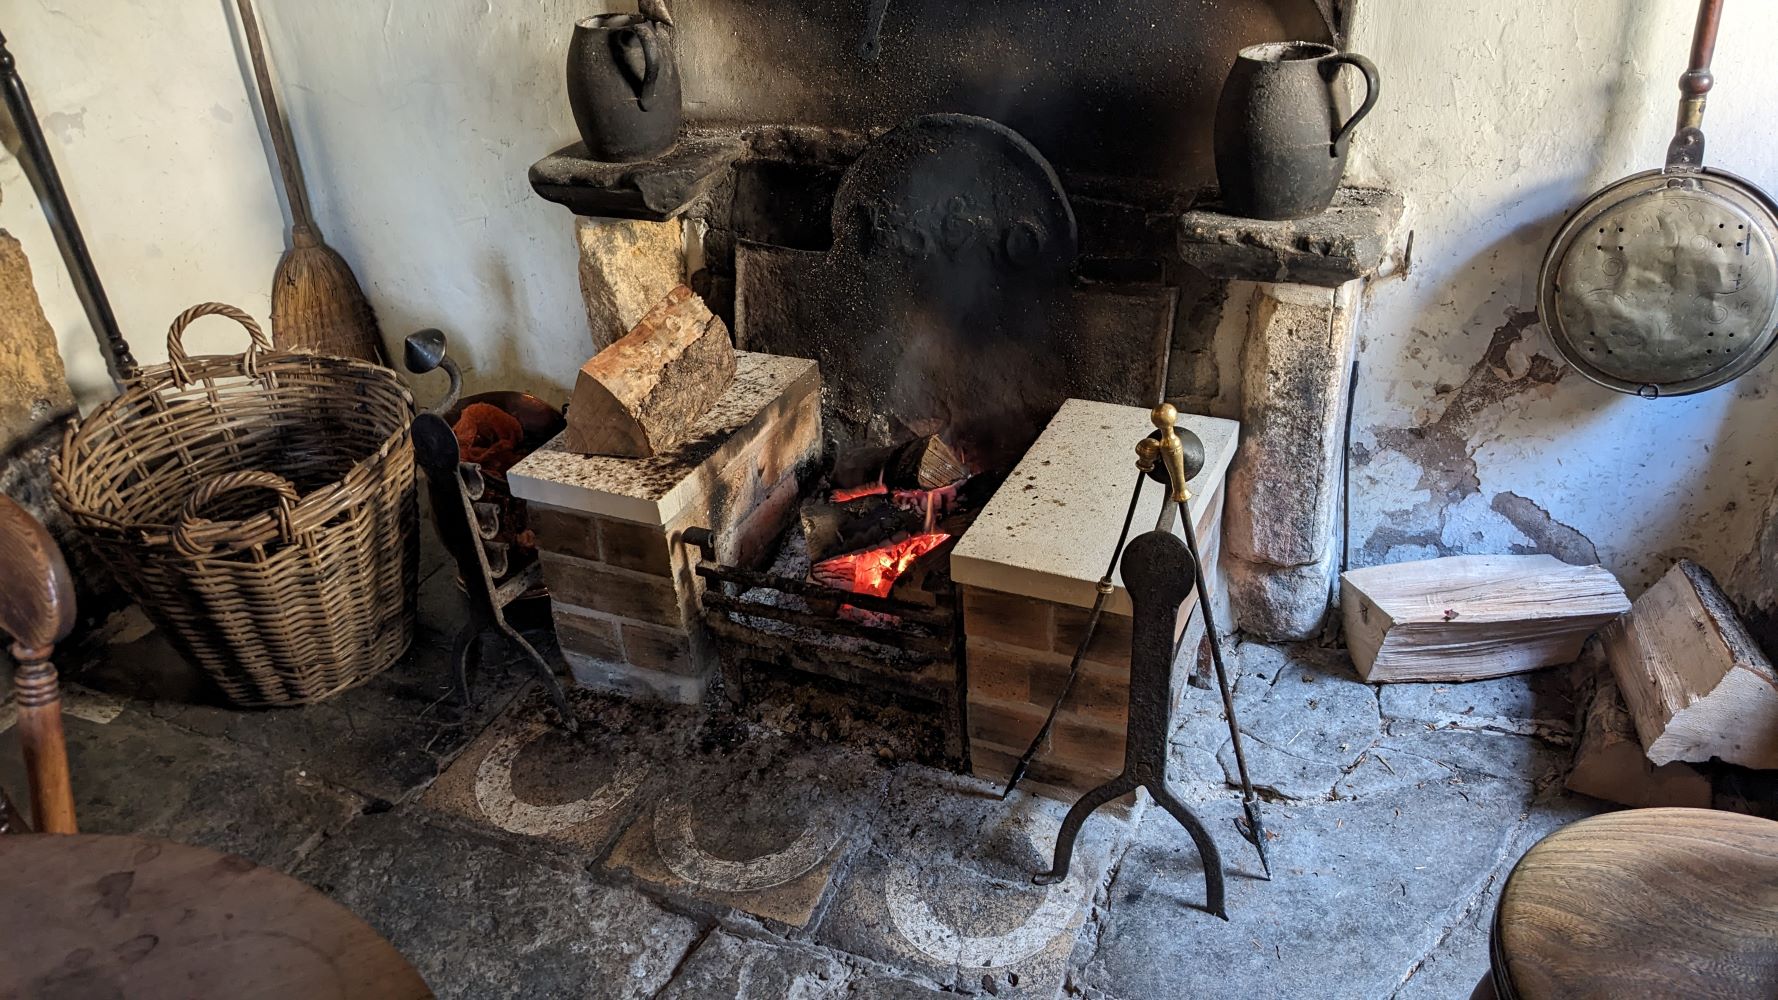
576;216;685;352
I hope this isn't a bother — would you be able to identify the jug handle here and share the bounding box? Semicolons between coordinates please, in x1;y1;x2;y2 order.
1327;52;1379;156
615;23;662;112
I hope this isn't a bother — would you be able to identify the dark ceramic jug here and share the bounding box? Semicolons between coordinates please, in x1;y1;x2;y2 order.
566;13;682;163
1213;41;1379;221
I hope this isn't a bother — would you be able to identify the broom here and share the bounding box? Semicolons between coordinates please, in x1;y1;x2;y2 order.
234;0;386;365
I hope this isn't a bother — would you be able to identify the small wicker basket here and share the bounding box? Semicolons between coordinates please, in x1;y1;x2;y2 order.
52;302;417;707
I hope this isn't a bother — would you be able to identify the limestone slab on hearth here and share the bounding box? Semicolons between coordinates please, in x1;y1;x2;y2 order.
951;399;1238;617
509;352;819;526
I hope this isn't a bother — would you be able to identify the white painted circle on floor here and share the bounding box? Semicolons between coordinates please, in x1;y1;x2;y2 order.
653;798;838;893
473;724;646;836
883;817;1087;969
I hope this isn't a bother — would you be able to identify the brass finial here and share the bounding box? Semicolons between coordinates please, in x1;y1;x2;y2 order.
1151;403;1192;504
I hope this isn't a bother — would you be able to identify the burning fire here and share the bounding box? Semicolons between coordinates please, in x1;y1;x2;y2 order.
892;482;961;530
831;480;889;503
811;532;951;598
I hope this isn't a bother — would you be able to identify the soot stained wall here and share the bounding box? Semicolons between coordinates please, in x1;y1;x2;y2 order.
676;0;1331;184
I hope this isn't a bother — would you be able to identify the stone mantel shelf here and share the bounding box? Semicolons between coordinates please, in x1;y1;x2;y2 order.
529;131;749;221
1175;186;1404;287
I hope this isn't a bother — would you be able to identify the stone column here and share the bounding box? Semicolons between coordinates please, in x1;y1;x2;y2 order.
1223;282;1360;640
1174;188;1402;641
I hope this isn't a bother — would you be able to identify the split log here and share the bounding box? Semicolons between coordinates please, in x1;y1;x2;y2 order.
562;285;735;457
800;497;920;563
888;435;967;489
1341;554;1629;683
1566;640;1712;808
1603;560;1778;769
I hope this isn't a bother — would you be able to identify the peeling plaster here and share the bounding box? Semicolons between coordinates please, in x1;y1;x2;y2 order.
1356;310;1575;564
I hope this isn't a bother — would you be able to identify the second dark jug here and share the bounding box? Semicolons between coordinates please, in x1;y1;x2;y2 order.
567;13;683;163
1214;41;1379;221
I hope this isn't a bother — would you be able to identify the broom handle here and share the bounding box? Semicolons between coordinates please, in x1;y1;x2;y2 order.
234;0;317;233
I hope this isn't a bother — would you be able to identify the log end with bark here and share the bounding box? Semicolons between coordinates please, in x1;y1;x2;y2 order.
1604;560;1778;770
563;285;736;458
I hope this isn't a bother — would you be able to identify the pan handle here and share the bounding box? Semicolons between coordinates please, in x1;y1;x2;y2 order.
1677;0;1722;132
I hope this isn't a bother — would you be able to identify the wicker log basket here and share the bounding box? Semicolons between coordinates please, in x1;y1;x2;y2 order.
52;303;417;707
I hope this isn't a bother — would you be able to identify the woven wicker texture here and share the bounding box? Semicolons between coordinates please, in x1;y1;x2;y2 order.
52;302;417;707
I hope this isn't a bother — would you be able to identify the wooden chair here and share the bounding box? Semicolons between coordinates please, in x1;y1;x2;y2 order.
0;493;77;834
1476;807;1778;999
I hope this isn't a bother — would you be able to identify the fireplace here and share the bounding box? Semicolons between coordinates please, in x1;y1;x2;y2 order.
510;0;1402;796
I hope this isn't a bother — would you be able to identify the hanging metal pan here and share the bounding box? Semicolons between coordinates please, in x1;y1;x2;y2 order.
1539;0;1778;398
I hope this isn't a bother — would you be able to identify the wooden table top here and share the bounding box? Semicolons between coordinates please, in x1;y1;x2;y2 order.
1497;807;1778;1000
0;834;431;999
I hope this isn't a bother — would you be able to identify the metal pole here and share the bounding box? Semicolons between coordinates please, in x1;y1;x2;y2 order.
0;30;136;383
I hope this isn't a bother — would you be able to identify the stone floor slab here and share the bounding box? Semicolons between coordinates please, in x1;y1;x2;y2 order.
656;931;849;999
1073;776;1536;1000
1214;647;1381;802
814;768;1130;999
296;810;702;1000
605;734;888;927
0;705;361;871
422;686;701;860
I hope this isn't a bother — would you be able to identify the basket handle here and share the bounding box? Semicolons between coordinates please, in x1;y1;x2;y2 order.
166;302;273;386
171;470;301;556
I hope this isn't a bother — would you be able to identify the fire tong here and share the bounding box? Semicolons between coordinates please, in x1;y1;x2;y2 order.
1013;405;1270;918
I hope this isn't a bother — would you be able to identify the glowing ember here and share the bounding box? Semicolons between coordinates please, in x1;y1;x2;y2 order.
831;480;889;503
892;481;963;530
811;532;951;598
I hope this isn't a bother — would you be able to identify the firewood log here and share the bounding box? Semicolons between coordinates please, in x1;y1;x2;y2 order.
562;285;735;457
1603;560;1778;769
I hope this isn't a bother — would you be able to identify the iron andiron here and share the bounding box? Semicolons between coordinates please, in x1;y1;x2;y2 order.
1029;404;1272;919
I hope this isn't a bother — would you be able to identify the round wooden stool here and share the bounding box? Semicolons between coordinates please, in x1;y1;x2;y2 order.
0;834;430;998
1476;807;1778;999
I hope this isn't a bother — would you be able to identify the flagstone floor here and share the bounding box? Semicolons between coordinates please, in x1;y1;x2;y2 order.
4;544;1627;999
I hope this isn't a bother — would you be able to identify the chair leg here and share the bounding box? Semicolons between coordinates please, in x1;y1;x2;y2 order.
14;648;76;834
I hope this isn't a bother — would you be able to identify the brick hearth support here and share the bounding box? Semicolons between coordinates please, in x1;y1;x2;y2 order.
951;400;1239;801
1223;281;1361;641
510;355;822;704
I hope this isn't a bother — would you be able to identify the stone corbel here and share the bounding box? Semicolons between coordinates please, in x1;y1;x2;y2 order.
1175;187;1404;640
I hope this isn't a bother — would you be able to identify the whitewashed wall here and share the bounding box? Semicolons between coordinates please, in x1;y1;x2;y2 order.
1344;3;1778;595
10;0;1777;600
2;1;287;409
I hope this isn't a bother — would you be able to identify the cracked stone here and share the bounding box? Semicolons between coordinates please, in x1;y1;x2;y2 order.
1379;672;1573;742
1214;644;1379;801
297;810;701;1000
1073;776;1537;1000
656;932;848;1000
814;768;1128;998
1390;791;1602;998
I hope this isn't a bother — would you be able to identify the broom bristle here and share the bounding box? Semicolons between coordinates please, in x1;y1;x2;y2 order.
271;235;387;365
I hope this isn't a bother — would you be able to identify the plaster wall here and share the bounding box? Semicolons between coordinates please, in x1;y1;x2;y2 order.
2;1;289;409
1343;2;1778;598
